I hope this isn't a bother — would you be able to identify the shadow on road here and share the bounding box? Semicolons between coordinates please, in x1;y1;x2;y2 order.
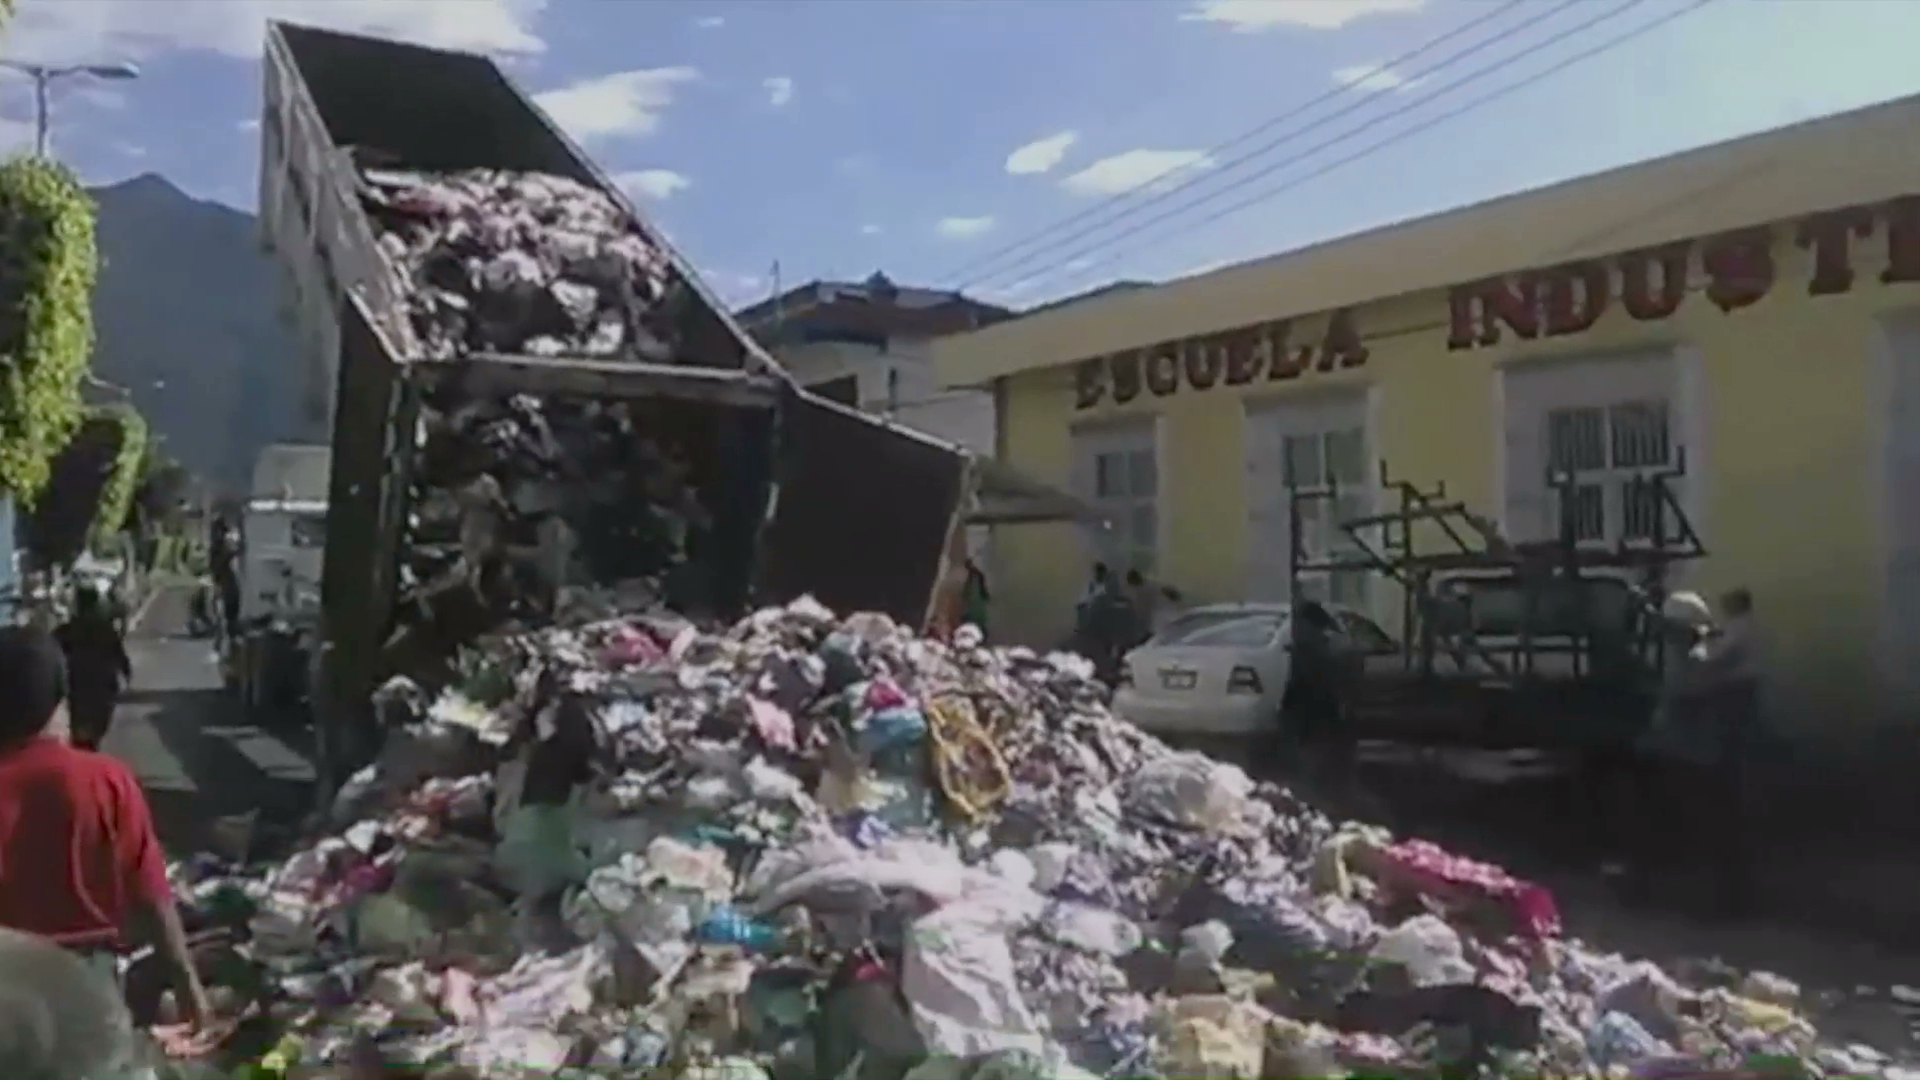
118;685;316;860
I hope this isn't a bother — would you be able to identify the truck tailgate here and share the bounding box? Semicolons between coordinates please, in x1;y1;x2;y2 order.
758;390;970;628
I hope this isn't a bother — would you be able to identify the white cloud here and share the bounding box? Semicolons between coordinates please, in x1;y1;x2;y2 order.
860;224;883;236
1181;0;1424;33
695;15;725;28
763;76;795;108
237;118;261;133
112;141;147;158
615;168;690;200
3;0;547;64
1333;62;1421;93
534;67;698;141
1060;149;1214;197
1005;131;1078;176
936;216;996;240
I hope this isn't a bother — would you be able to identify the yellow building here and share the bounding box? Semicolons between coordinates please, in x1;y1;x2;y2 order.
934;93;1920;743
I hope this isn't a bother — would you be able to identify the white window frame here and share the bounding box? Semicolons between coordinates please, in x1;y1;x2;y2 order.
1244;395;1370;606
1500;351;1683;550
1542;398;1675;548
1281;423;1371;607
1073;421;1159;574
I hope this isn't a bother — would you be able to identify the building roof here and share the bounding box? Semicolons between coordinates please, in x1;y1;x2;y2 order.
735;272;1014;343
934;90;1920;388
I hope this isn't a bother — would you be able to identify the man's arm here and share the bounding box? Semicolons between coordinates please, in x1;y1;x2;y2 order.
107;768;213;1027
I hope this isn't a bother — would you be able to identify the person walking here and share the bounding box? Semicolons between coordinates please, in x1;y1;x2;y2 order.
207;516;242;648
56;586;132;753
0;626;216;1042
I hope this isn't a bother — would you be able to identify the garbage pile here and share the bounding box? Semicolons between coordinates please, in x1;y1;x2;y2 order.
172;600;1908;1080
385;389;715;677
354;164;728;672
360;166;682;362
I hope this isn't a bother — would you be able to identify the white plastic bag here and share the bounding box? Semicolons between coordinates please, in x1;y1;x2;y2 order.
902;891;1047;1059
1369;913;1474;987
1121;752;1250;832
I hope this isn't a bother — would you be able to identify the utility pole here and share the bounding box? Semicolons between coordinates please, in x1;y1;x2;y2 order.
0;60;140;157
769;260;785;338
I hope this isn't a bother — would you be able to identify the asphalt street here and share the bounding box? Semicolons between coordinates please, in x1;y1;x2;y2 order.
100;580;316;858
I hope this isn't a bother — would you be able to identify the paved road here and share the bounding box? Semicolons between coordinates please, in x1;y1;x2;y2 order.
99;580;316;858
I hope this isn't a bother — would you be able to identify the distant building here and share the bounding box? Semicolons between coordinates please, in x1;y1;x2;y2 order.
734;272;1015;459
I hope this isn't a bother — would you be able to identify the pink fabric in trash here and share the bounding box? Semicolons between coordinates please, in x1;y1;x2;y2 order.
748;696;797;751
1374;839;1562;939
863;679;909;712
601;625;667;667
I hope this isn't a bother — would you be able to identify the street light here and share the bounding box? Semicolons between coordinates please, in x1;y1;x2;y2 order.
0;60;140;158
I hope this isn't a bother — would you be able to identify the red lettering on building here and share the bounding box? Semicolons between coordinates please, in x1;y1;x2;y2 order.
1882;197;1920;285
1219;326;1266;385
1145;343;1181;396
1700;226;1776;313
1108;350;1142;404
1796;206;1875;296
1069;195;1920;406
1267;320;1310;381
1183;335;1224;389
1073;357;1107;409
1318;308;1369;370
1446;275;1541;350
1541;261;1611;338
1617;242;1691;322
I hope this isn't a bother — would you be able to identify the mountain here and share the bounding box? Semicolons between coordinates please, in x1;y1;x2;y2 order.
87;173;314;493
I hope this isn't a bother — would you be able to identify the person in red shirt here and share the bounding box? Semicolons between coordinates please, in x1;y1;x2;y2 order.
0;624;213;1032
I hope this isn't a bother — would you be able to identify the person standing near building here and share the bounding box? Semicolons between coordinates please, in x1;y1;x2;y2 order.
0;626;216;1042
961;559;991;639
1629;589;1761;913
1691;586;1764;912
1124;569;1159;647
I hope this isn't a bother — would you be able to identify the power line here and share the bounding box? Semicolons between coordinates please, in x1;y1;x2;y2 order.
962;0;1645;293
936;0;1570;290
935;0;1537;289
975;0;1712;295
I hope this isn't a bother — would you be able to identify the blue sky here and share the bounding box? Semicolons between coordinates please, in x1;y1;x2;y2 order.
7;0;1920;310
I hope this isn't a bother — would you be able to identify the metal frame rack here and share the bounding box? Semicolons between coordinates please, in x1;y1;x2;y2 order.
1284;452;1707;690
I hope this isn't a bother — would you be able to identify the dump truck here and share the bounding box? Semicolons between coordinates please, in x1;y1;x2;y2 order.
257;22;976;783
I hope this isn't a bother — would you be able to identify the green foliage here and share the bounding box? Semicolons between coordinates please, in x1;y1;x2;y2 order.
134;451;193;526
0;157;98;505
90;403;147;541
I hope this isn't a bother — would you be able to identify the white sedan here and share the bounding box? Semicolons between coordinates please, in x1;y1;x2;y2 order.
1110;601;1394;736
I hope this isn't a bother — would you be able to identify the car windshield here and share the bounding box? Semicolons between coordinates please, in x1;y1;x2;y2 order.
1152;611;1286;649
